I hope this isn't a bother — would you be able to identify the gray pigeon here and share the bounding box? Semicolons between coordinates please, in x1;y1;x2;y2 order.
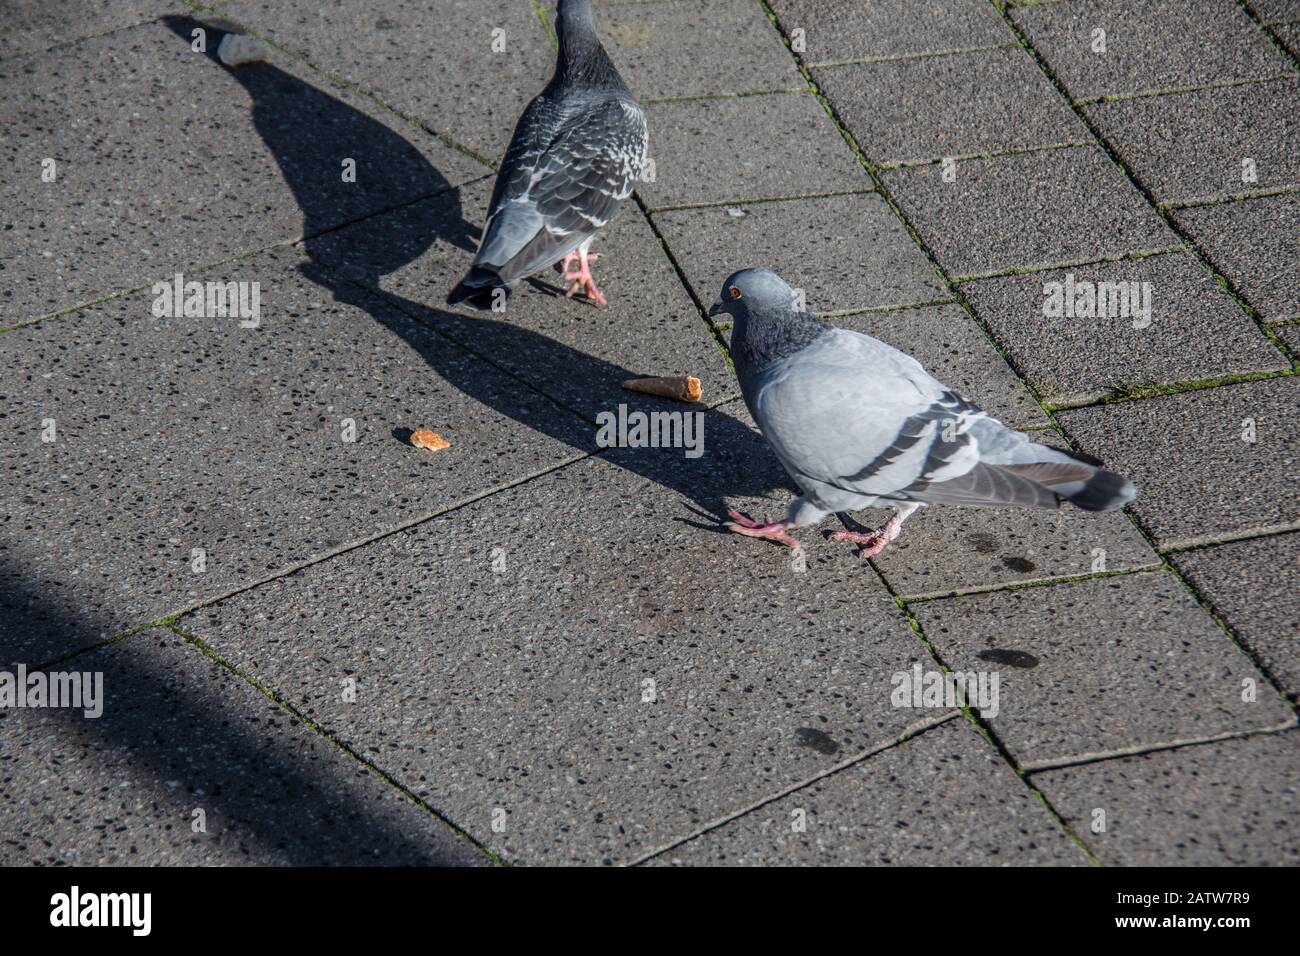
447;0;648;311
708;269;1137;556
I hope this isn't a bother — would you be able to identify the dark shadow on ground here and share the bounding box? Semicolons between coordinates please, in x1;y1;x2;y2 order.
161;15;789;522
0;561;483;865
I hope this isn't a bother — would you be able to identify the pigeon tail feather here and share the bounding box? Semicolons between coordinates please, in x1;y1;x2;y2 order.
1056;466;1137;512
447;267;510;312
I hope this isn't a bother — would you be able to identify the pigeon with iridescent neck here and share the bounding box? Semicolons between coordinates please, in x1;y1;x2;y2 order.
709;269;1137;557
447;0;647;311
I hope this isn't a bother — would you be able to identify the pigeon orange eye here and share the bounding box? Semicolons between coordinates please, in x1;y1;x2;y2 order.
728;287;742;299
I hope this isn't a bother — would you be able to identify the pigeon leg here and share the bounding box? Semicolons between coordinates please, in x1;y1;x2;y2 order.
832;503;920;558
724;507;802;550
559;250;599;277
562;246;607;305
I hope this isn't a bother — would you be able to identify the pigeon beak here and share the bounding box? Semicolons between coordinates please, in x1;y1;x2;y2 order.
707;296;725;317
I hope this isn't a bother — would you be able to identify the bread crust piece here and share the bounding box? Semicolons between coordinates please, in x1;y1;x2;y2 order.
622;375;703;403
410;429;451;451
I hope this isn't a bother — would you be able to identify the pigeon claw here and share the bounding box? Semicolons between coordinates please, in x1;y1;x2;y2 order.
724;508;801;550
565;277;607;306
559;252;606;305
831;517;904;559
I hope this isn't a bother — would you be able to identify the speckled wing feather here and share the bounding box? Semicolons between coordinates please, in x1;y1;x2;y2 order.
473;96;647;287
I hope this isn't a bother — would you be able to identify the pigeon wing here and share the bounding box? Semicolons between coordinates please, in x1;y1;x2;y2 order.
753;329;1060;509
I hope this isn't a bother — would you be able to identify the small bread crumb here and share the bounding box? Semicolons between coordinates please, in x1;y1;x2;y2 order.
410;428;450;451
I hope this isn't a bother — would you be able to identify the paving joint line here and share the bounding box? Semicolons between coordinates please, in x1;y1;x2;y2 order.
1160;183;1300;212
27;448;597;673
641;86;811;104
875;139;1090;170
1073;72;1296;106
899;564;1168;605
0;14;162;62
1041;368;1296;412
816;296;960;318
645;187;877;214
633;195;736;367
1021;719;1300;774
951;246;1187;285
807;43;1020;68
1086;465;1300;718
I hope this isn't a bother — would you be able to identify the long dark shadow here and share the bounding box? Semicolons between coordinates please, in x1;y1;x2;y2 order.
160;15;789;523
0;556;485;865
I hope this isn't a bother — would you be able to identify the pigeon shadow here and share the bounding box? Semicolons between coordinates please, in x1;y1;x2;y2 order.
162;14;790;522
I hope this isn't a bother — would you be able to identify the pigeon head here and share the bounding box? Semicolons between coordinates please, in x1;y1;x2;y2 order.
706;268;800;320
710;269;831;379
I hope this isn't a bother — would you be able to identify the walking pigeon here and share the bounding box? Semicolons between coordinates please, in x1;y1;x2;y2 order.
447;0;648;311
708;269;1137;557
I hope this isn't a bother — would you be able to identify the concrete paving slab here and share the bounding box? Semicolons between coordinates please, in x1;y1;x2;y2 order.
1011;0;1291;101
1058;378;1300;547
652;720;1085;865
813;47;1089;166
0;0;175;59
1032;730;1300;865
911;573;1296;768
301;179;737;422
767;0;1012;65
1173;532;1300;701
0;16;485;325
0;628;486;865
638;93;871;209
1085;79;1300;205
834;304;1044;427
650;194;947;315
181;449;937;865
0;246;592;666
962;252;1290;405
600;0;803;100
216;0;555;162
882;147;1175;279
1174;192;1300;322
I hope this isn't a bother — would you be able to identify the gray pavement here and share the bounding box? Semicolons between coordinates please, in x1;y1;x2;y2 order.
1;0;1296;866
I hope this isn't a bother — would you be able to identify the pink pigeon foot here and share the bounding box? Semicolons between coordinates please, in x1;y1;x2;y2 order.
559;250;606;305
725;508;801;550
831;514;905;558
